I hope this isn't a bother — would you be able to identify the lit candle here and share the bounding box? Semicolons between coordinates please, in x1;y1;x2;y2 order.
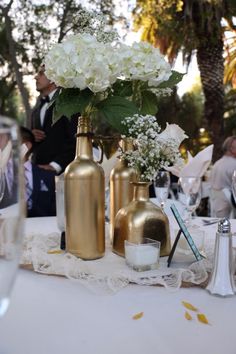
125;239;160;271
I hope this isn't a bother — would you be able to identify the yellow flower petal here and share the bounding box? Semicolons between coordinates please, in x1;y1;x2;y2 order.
185;311;192;321
197;313;210;325
47;249;64;254
132;312;144;320
182;301;198;312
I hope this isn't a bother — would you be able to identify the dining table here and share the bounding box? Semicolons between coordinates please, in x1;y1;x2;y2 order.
0;212;236;354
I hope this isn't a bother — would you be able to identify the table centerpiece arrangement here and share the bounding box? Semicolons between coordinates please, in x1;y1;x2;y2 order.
44;9;183;130
44;9;184;260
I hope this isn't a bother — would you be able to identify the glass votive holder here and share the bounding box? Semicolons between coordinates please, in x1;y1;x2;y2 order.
124;238;161;272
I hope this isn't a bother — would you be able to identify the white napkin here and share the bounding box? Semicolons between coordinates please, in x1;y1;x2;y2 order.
166;144;213;178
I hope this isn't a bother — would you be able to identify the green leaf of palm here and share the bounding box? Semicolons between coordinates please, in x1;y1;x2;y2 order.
97;96;139;134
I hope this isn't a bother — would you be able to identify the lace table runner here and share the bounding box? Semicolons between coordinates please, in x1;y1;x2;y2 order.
20;231;216;294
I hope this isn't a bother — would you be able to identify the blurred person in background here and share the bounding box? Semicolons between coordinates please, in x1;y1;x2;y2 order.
31;64;77;174
210;136;236;218
21;126;56;217
0;133;17;208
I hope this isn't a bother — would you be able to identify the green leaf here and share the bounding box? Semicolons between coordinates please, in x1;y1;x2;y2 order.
112;80;133;97
140;90;158;115
158;70;185;89
96;96;139;134
53;88;94;122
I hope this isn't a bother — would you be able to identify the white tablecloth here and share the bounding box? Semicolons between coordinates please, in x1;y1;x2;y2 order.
0;217;236;354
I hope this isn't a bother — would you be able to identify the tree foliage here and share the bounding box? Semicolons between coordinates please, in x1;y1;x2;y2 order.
224;87;236;134
224;27;236;85
0;0;119;125
132;0;236;161
155;82;203;137
133;0;236;64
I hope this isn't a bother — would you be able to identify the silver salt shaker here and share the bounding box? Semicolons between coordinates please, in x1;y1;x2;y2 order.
206;218;236;297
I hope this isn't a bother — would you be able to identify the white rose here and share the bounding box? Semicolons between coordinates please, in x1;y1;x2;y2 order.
159;123;188;146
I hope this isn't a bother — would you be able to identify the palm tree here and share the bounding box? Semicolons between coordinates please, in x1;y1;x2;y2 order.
224;27;236;135
0;1;32;124
133;0;236;161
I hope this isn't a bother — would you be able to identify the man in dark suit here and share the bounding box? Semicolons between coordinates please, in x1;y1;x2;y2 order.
27;164;56;217
31;64;77;174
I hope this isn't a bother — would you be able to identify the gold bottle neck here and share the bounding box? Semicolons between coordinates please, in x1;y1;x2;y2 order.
133;182;150;201
76;116;93;159
120;138;134;152
78;116;92;134
119;138;134;164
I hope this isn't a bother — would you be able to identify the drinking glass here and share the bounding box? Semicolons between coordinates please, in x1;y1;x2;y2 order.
55;173;65;249
178;176;202;227
232;170;236;203
0;167;5;201
0;116;24;317
154;171;170;210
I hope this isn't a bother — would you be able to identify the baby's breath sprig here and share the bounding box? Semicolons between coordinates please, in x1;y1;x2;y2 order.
76;9;118;43
120;114;187;182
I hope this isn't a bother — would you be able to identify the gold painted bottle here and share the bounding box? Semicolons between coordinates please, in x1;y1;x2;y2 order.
109;138;137;242
64;116;105;260
112;181;171;257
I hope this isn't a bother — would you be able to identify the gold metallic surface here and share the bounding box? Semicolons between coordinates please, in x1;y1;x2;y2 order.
64;116;105;260
112;182;171;257
109;138;137;241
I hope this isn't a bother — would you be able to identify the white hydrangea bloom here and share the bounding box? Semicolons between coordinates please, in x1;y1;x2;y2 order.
45;34;121;93
45;34;173;96
118;41;172;86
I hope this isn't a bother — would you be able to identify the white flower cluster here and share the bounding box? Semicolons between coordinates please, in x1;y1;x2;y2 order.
76;9;118;44
121;114;187;182
45;35;172;95
149;87;172;97
45;33;120;93
119;42;172;87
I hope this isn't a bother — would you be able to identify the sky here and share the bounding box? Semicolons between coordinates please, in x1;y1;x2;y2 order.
174;54;200;96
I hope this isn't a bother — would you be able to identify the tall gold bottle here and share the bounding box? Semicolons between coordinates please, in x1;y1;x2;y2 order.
109;138;137;241
64;116;105;260
112;182;171;257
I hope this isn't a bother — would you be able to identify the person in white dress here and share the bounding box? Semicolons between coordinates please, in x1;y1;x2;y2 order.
210;136;236;217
